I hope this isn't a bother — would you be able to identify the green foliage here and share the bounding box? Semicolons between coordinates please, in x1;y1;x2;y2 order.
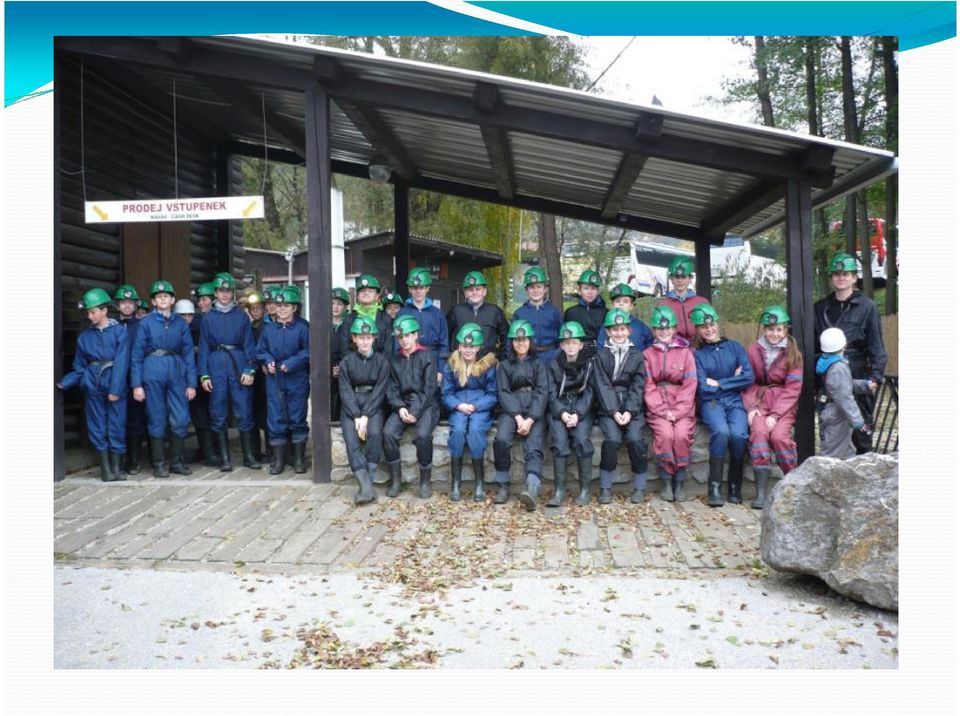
710;266;787;325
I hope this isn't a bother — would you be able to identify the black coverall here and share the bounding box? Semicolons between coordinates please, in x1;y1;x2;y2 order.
593;345;648;488
383;347;439;468
546;355;596;459
447;301;509;358
338;349;391;473
493;355;549;483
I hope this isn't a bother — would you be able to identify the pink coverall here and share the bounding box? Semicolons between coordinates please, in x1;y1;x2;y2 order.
643;338;698;476
741;342;803;473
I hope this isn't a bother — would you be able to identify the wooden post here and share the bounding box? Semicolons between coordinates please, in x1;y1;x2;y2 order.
215;144;232;272
694;237;712;303
785;179;816;462
305;83;332;483
394;181;410;292
54;52;65;481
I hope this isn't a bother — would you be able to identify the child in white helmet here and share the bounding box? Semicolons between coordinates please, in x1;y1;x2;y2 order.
816;327;874;459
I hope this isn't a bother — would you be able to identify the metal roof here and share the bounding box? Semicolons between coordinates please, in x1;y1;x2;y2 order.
57;35;897;240
345;231;504;263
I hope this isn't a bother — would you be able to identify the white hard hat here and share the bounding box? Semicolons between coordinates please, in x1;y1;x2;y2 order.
819;327;847;353
174;299;195;315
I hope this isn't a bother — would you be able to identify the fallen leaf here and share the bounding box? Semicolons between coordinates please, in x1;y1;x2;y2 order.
695;658;717;668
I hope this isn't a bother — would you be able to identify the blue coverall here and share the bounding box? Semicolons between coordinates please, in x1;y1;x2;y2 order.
441;358;498;459
197;304;257;433
398;298;450;365
694;338;755;459
117;316;147;437
511;300;563;363
256;319;311;446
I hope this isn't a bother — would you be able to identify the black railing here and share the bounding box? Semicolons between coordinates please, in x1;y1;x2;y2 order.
872;374;898;454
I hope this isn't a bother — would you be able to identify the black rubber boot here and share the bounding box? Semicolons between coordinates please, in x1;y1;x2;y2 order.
494;483;510;504
472;458;487;502
196;429;217;467
98;451;116;482
286;436;295;468
216;431;232;472
270;443;286;475
241;431;261;470
751;467;770;510
659;469;674;502
291;442;306;474
449;457;463;502
418;465;432;499
170;436;192;475
353;468;377;505
251;429;264;463
707;457;725;507
150;437;169;478
726;456;744;504
125;435;142;475
547;456;567;507
109;452;126;481
575;455;593;506
598;486;613;505
519;474;540;512
673;468;687;502
387;461;402;498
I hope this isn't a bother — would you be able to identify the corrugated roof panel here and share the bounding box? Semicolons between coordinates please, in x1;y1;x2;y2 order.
510;134;621;207
381;110;492;185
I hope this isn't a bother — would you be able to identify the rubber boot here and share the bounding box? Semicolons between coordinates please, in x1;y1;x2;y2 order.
353;468;377;505
251;429;264;463
673;468;687;502
170;436;192;475
291;442;306;474
216;431;232;472
575;455;593;506
109;452;126;481
270;443;286;475
630;472;647;504
418;465;432;499
286;436;295;469
197;429;217;467
241;431;261;470
519;474;540;512
726;456;744;505
546;456;567;507
150;437;169;478
707;457;725;507
751;467;770;510
659;469;674;502
125;434;142;475
494;470;510;504
598;469;614;504
98;450;116;482
387;461;402;498
472;458;487;502
449;457;463;502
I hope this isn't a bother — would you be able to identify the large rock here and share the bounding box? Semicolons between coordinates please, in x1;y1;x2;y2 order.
761;452;898;611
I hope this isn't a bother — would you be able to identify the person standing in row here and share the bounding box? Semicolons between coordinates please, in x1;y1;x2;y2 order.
447;270;509;358
198;273;260;471
813;252;885;454
188;282;215;466
382;290;404;322
493;320;549;510
691;304;754;507
643;305;697;502
330;287;350;422
336;275;394;356
546;321;595;506
563;269;606;359
742;305;803;509
656;256;709;341
511;267;563;363
816;327;874;459
597;283;653;352
174;298;215;467
113;284;146;475
383;316;439;499
246;291;268;462
57;288;130;482
398;267;449;386
130;280;197;478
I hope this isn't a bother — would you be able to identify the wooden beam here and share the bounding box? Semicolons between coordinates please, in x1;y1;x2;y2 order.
601;153;648;219
633;111;663;140
694;237;713;303
305;83;333;483
784;179;816;462
472;81;500;114
472;83;515;199
333;98;418;181
700;181;784;236
228;141;304;166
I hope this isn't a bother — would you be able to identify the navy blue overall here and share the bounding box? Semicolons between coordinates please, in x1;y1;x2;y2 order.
694;338;754;459
256;319;310;446
197;304;257;433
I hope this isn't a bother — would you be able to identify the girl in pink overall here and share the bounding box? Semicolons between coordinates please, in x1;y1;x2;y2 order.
741;305;803;509
643;305;698;502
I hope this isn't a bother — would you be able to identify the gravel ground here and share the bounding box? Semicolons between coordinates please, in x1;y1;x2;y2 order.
55;565;897;669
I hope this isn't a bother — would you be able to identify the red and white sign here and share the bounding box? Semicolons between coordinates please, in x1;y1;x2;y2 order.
85;195;265;223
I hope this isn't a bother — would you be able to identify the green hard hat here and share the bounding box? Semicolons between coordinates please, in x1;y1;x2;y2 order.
278;287;301;305
523;267;548;286
350;315;379;335
829;252;858;273
80;287;111;310
609;283;636;300
603;308;632;328
759;304;791;326
393;315;421;336
212;274;236;290
455;322;484;347
137;299;149;311
332;287;350;305
196;282;216;298
577;269;602;287
150;279;176;297
690;304;720;326
651;305;678;329
356;274;381;291
263;286;282;302
668;256;695;278
558;321;587;340
214;271;233;282
406;268;432;287
462;271;488;288
382;289;403;307
507;319;535;340
113;284;140;301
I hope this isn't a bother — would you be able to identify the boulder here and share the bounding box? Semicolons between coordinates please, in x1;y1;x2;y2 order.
760;452;898;611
